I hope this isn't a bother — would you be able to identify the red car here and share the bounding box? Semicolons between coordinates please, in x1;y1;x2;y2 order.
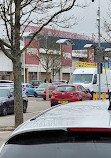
43;85;57;100
51;84;92;106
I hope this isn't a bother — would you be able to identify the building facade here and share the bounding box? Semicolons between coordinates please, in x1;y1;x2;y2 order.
0;26;98;82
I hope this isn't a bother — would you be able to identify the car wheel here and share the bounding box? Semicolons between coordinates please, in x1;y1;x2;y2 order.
51;103;55;107
2;104;8;116
34;92;38;98
23;102;27;113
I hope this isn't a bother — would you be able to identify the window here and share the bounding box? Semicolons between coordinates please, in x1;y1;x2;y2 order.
93;74;97;84
69;74;93;84
1;130;111;158
56;86;75;92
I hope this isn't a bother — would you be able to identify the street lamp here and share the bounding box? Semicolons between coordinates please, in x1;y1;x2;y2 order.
56;39;74;80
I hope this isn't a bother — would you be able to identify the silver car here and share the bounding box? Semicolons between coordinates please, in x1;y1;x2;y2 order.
34;83;52;97
1;100;111;158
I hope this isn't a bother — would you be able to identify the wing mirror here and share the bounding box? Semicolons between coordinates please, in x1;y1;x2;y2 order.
8;94;12;98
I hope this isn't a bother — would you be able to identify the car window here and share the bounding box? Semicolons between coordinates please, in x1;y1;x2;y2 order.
80;86;86;92
49;86;56;90
10;88;14;96
26;84;29;88
93;74;97;84
0;89;10;97
38;84;47;88
1;130;111;158
77;86;82;92
56;86;75;92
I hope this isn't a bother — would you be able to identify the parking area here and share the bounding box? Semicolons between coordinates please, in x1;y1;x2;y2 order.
0;97;51;147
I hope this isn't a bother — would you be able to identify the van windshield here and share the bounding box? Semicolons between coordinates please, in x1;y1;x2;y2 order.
69;74;93;84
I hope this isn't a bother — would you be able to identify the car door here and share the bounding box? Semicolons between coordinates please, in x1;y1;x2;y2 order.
77;85;86;101
80;85;90;100
29;84;35;95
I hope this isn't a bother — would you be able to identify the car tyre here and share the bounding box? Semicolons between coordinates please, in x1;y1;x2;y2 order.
43;97;46;100
51;103;55;107
2;104;8;116
34;92;38;98
23;102;27;113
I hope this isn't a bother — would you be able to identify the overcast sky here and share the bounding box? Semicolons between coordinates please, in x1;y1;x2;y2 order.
1;0;110;39
60;0;110;37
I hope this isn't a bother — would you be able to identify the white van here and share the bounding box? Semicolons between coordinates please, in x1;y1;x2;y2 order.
69;67;111;96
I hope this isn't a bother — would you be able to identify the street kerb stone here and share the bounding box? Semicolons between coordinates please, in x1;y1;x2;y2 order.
0;126;15;131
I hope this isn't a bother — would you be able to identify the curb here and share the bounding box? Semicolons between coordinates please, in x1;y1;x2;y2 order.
0;126;15;131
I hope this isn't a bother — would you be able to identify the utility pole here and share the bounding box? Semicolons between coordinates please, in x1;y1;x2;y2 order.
97;0;101;100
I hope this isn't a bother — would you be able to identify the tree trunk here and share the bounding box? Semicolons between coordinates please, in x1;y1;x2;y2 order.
13;58;23;127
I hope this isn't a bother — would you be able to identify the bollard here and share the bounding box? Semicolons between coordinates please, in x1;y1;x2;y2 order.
96;93;98;100
93;93;95;100
102;93;106;100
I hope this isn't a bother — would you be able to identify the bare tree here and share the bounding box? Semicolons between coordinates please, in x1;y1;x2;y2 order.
0;0;77;127
35;29;61;82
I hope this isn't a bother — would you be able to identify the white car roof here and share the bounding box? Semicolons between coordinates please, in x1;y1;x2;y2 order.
9;100;111;140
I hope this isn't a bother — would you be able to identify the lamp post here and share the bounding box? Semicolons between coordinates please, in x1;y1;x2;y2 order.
56;39;74;80
97;0;101;100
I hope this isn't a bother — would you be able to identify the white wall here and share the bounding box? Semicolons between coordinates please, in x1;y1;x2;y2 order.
0;50;13;71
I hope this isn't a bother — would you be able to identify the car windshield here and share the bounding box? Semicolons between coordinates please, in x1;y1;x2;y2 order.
1;130;111;158
30;81;42;86
38;84;47;88
55;86;75;92
0;89;9;97
49;86;56;90
69;74;93;84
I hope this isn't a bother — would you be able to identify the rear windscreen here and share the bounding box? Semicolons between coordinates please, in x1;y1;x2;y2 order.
1;130;111;158
56;86;75;92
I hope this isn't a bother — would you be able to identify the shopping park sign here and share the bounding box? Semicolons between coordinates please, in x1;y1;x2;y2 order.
24;38;39;65
61;44;72;67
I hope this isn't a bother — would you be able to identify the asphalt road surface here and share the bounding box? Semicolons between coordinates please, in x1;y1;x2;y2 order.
0;97;51;147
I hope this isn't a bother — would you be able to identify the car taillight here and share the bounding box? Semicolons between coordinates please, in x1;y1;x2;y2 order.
44;90;46;93
67;128;111;132
23;88;26;91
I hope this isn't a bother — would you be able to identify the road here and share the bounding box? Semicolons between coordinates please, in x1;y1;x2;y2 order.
0;97;51;147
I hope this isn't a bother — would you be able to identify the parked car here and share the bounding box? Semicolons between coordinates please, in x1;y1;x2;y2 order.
34;83;52;97
0;87;28;116
0;84;14;87
59;80;67;83
0;80;14;87
30;80;43;88
52;81;63;85
51;84;92;106
0;80;13;83
22;83;35;96
42;85;57;100
1;100;111;158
